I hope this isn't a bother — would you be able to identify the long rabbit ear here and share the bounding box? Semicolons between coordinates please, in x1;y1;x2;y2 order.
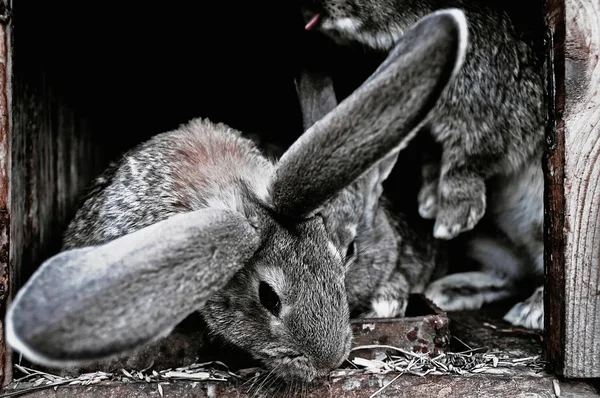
6;208;260;367
296;67;338;132
269;9;468;217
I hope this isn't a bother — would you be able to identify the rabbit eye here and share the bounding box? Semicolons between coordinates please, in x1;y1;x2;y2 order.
345;240;357;264
259;281;281;317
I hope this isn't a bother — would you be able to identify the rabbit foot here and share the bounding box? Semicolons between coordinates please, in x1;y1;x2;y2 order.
503;286;544;330
362;273;410;318
418;184;438;219
367;298;407;318
425;272;512;311
418;158;440;219
361;300;404;319
418;192;438;219
433;191;486;240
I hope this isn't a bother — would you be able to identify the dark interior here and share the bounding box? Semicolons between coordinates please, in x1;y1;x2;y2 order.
11;1;440;287
15;1;305;153
12;1;306;286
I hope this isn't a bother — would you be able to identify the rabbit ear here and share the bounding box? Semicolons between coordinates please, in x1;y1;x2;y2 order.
6;208;260;367
269;9;468;217
296;67;338;132
358;152;401;227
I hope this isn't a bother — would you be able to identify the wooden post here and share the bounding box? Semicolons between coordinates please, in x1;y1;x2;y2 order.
0;0;10;387
545;0;600;378
2;0;108;385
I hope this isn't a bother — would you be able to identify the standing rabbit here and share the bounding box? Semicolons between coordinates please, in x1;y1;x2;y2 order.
299;0;546;329
6;10;467;382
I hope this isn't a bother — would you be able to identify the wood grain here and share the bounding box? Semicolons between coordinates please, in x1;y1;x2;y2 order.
544;0;567;378
3;375;600;398
546;0;600;378
6;0;106;385
10;74;103;288
0;9;10;387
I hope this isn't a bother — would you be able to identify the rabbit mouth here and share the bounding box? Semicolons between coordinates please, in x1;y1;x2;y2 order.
305;13;323;30
302;7;325;31
263;354;322;382
302;9;363;44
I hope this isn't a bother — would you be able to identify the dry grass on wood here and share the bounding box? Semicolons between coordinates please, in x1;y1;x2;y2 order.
0;344;546;398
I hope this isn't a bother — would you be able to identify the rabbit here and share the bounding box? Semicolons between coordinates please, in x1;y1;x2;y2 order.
299;0;545;239
6;9;467;383
299;0;546;329
425;162;545;329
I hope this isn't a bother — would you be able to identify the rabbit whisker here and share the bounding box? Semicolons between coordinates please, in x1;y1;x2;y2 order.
240;371;262;389
262;373;281;395
250;362;282;398
245;371;263;396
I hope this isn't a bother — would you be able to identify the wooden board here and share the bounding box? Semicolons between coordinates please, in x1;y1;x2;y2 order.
2;375;599;398
5;0;106;386
0;3;10;387
545;0;600;378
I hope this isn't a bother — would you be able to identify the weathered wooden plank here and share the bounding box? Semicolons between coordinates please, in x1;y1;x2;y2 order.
3;375;599;398
546;0;600;378
0;3;11;387
9;35;104;287
6;0;106;386
544;0;567;378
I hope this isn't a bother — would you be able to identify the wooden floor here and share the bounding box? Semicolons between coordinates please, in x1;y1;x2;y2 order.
0;374;596;398
2;304;599;398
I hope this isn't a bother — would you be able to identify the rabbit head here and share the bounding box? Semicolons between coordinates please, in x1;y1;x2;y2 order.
6;9;467;383
301;0;431;50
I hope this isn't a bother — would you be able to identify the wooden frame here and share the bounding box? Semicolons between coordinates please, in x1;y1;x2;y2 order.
0;0;10;387
545;0;600;378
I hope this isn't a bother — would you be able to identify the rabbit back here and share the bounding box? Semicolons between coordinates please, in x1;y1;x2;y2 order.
62;118;275;250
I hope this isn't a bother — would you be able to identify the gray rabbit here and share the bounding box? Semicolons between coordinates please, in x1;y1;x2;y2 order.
425;163;545;329
6;10;467;383
299;0;546;329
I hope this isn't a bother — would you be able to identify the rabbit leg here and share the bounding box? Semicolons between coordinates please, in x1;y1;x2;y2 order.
417;153;441;219
362;271;410;318
424;271;514;311
433;155;488;240
503;285;544;330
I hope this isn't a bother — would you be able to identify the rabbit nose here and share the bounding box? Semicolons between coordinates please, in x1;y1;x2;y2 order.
313;351;348;374
313;327;353;371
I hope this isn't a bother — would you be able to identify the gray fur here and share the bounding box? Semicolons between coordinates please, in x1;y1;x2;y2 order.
62;119;275;249
7;209;260;365
301;0;545;239
301;0;545;329
504;286;544;329
271;10;466;218
295;67;338;132
6;10;467;382
425;162;545;329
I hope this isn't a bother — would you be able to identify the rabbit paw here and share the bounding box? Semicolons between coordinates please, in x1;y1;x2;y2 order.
433;188;486;240
368;297;407;318
418;182;438;219
361;299;406;319
503;286;544;330
363;273;410;318
425;272;512;311
361;279;409;319
418;158;440;219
